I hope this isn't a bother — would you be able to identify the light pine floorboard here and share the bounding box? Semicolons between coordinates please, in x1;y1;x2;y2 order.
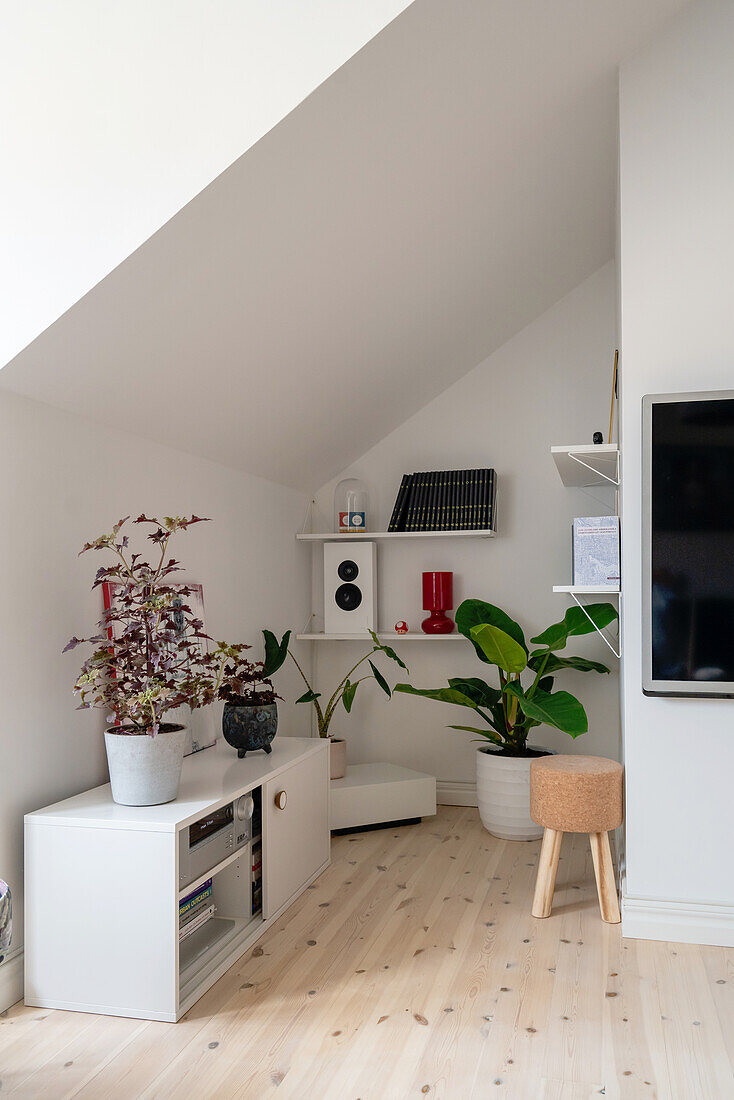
1;806;732;1099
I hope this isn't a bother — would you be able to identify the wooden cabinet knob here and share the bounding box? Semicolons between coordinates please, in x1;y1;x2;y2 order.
274;790;287;810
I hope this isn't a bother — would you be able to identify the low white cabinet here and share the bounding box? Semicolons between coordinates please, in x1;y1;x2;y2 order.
25;737;329;1022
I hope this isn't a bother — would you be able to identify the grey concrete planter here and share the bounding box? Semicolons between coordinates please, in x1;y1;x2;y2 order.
104;724;186;806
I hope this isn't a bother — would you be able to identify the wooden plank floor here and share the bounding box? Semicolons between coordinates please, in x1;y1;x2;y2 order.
1;806;732;1099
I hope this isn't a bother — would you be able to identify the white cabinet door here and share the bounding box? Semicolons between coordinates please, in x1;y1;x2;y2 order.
263;746;329;918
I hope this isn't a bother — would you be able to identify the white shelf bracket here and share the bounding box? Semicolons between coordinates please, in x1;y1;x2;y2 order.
567;451;620;486
299;499;316;535
568;590;621;659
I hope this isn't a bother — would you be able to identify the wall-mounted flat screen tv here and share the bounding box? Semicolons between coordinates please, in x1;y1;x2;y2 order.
643;390;734;696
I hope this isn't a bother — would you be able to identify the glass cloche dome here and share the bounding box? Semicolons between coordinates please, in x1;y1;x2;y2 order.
333;478;370;534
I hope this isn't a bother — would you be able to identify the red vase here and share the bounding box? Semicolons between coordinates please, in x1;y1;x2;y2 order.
421;571;455;633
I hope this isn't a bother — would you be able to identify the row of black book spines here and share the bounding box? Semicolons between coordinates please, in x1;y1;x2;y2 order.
409;470;495;533
387;469;496;531
410;472;494;531
387;470;495;531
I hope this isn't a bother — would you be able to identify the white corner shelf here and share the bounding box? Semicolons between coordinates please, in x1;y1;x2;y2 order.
296;631;464;642
330;763;436;831
551;444;619;487
552;585;620;596
296;529;495;541
552;586;621;658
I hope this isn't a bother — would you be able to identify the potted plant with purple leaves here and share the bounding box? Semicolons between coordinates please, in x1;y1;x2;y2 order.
261;629;407;779
64;514;241;806
218;651;281;758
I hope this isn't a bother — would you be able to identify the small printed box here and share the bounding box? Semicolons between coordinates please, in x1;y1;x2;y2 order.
338;511;366;532
572;516;620;587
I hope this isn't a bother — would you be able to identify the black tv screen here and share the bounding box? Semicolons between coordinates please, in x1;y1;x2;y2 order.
643;391;734;695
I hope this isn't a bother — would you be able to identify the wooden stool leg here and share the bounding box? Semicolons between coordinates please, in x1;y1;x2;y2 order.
589;831;620;924
532;828;563;918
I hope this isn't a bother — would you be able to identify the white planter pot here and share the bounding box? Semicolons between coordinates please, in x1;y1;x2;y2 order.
329;737;347;780
104;725;186;806
476;747;550;841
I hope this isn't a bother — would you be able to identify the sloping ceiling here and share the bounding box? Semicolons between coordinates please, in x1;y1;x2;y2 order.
0;0;413;366
0;0;689;491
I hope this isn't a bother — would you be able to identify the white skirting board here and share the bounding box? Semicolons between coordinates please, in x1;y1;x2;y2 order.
622;886;734;948
436;779;477;807
330;764;436;830
0;947;24;1013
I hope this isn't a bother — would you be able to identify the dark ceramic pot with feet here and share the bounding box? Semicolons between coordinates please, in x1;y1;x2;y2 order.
222;702;278;758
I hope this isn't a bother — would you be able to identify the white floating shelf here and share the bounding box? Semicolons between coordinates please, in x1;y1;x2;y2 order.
296;529;495;541
296;632;464;641
553;585;620;595
551;444;619;487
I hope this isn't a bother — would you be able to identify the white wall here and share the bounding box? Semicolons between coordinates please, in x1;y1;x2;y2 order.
0;0;411;368
310;263;620;795
619;0;734;941
0;389;311;1007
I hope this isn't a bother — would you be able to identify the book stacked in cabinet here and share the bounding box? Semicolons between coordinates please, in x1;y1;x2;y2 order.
24;737;329;1022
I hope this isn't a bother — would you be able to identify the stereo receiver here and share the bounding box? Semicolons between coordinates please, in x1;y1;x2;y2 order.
178;794;254;888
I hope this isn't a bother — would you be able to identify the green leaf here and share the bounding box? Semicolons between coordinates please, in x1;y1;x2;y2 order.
527;651;611;675
342;680;358;713
529;604;618;651
505;681;588;737
394;684;479;709
470;624;528;674
447;725;503;745
262;629;291;676
368;631;408;671
448;677;505;732
455;600;527;663
369;660;391;698
538;675;555;694
447;677;501;708
295;689;321;704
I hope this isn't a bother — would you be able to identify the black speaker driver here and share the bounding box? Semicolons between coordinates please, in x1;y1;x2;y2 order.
337;559;359;582
335;582;362;612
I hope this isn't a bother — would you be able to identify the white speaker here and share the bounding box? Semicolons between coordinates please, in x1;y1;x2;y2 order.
324;542;377;635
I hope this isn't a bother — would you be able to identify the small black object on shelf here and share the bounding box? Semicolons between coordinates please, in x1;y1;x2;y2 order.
593;431;604;445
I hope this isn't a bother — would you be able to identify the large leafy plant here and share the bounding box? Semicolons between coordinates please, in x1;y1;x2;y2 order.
64;514;247;735
395;598;618;755
262;629;407;738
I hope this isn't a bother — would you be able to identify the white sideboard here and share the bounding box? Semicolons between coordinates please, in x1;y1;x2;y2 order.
24;736;330;1022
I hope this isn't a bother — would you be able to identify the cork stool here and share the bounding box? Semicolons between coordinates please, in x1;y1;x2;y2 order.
529;755;623;924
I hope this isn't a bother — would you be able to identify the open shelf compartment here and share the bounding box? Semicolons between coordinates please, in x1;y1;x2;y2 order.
178;846;262;1006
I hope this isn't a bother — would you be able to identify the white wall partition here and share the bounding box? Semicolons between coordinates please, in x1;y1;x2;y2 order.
619;0;734;944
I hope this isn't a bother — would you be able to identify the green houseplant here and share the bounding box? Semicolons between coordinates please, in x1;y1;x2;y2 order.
395;598;618;839
262;629;407;778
